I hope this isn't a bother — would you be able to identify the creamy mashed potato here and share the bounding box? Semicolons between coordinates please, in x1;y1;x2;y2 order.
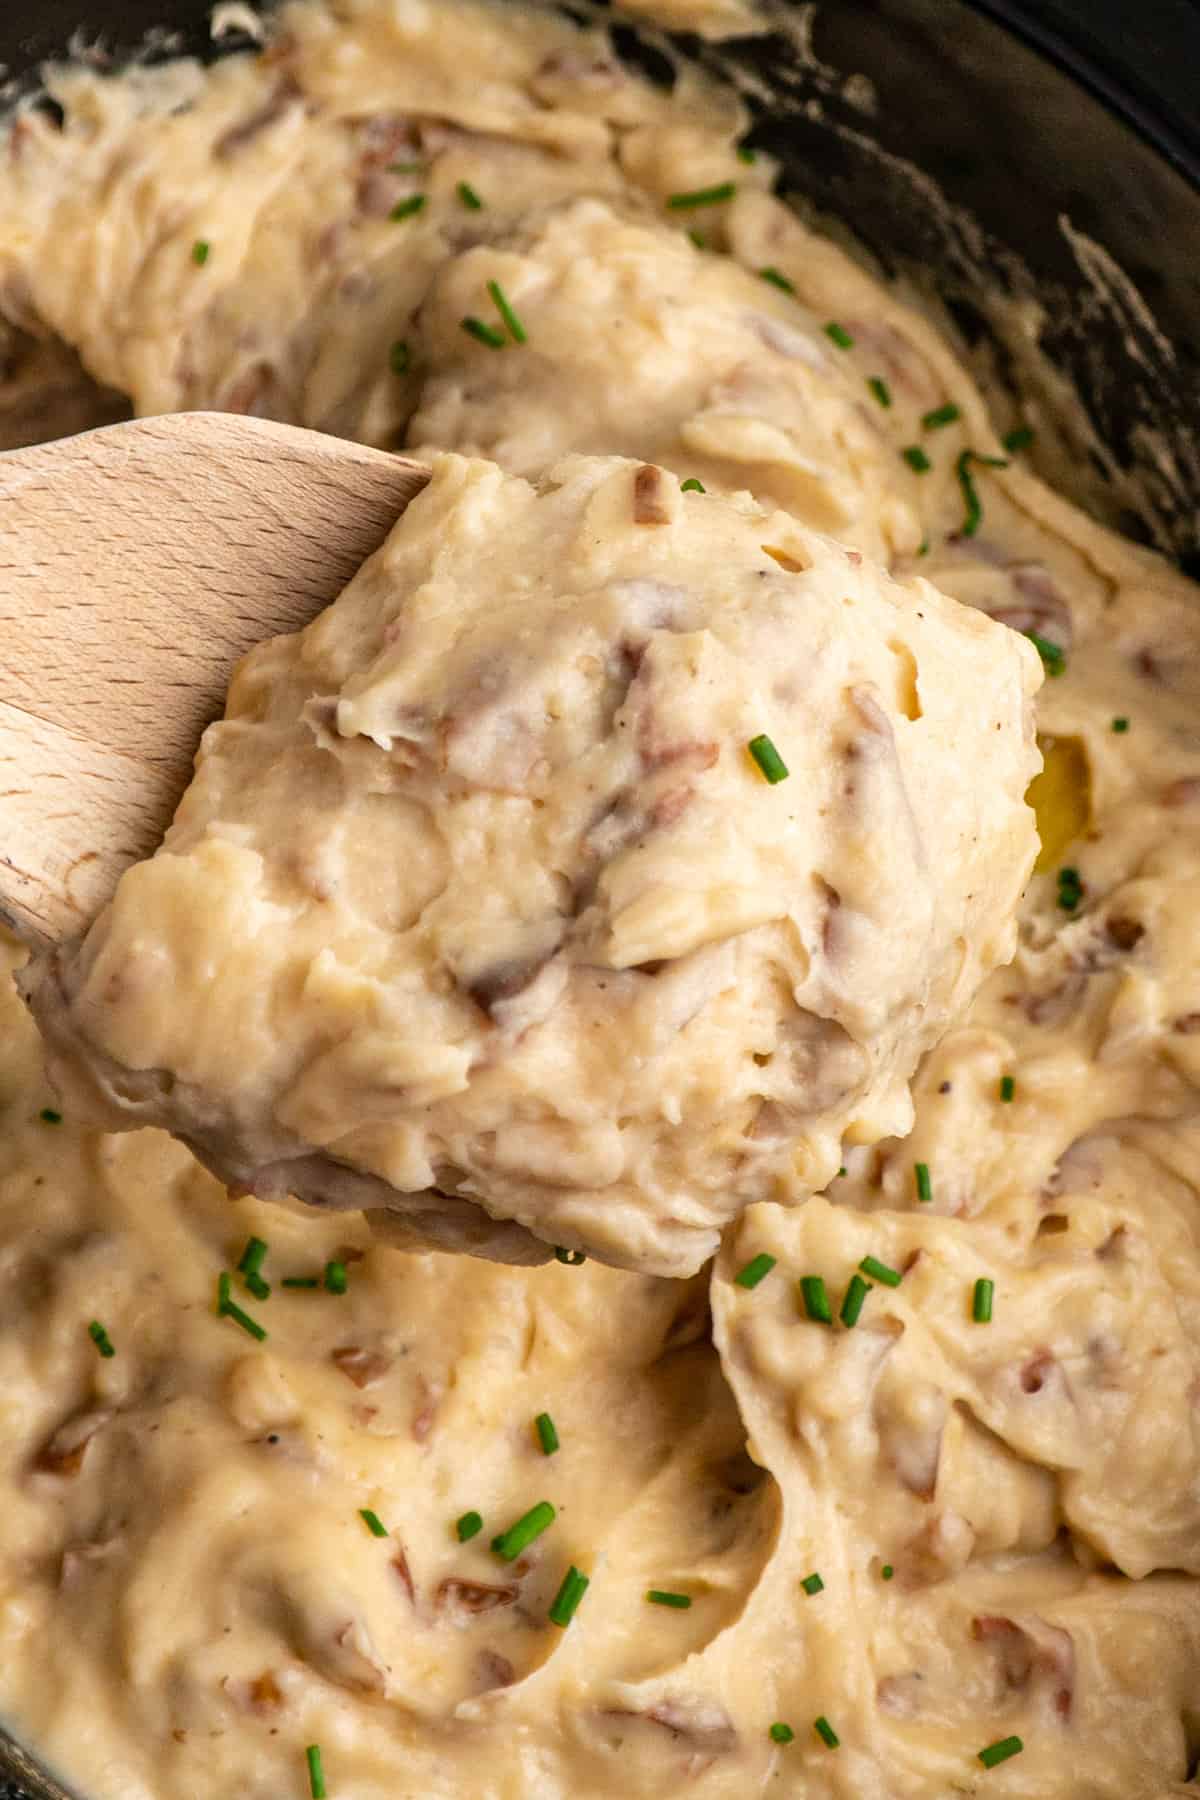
2;0;1200;1796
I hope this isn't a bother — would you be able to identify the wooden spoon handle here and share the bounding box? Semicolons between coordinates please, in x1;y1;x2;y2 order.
0;412;428;948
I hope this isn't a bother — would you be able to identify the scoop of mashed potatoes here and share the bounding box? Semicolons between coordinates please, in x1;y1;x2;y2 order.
23;452;1041;1275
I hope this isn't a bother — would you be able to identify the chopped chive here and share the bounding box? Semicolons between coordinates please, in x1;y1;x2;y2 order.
824;321;854;349
281;1276;320;1289
237;1237;268;1279
978;1735;1024;1769
837;1166;847;1177
867;375;892;409
487;278;527;345
1111;716;1129;733
902;444;932;473
758;265;795;295
1025;629;1066;677
554;1246;587;1265
972;1277;995;1324
191;239;210;266
387;159;424;174
799;1275;832;1324
456;1510;484;1542
956;447;1009;537
881;1563;894;1580
748;734;789;784
360;1508;388;1538
244;1271;271;1302
39;1107;62;1124
666;181;736;210
800;1571;824;1597
216;1272;267;1342
999;1075;1015;1103
859;1255;902;1289
87;1320;115;1359
646;1589;692;1608
737;145;758;164
549;1563;589;1627
921;402;961;431
306;1744;327;1799
917;537;930;555
323;1260;348;1295
461;315;506;350
915;1161;933;1203
769;1722;795;1744
839;1272;871;1328
814;1716;840;1749
734;1252;777;1290
535;1411;559;1456
389;194;426;221
1002;426;1035;453
389;339;410;376
687;229;707;249
680;477;706;493
456;180;484;210
1056;866;1083;913
491;1500;555;1561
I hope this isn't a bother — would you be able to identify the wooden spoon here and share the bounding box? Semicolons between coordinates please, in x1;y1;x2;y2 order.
0;412;428;951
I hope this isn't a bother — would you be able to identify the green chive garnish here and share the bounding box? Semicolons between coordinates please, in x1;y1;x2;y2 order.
553;1246;587;1265
814;1716;840;1749
306;1744;327;1799
548;1563;589;1627
921;402;961;431
687;229;707;249
535;1412;559;1456
1112;716;1129;733
457;180;484;210
680;477;706;493
769;1722;795;1744
456;1510;483;1542
915;1161;932;1203
281;1276;320;1289
487;279;527;345
859;1255;902;1289
748;734;789;784
972;1277;994;1323
737;145;758;164
492;1500;555;1561
956;447;1009;537
87;1320;115;1359
978;1736;1023;1769
881;1563;894;1580
216;1272;267;1342
734;1252;776;1290
666;181;736;210
191;239;210;266
387;160;424;174
1025;629;1066;677
39;1108;62;1124
324;1260;348;1295
245;1271;270;1301
646;1589;692;1608
902;445;932;473
237;1237;268;1279
800;1572;824;1596
1002;426;1034;453
360;1508;388;1538
999;1075;1015;1102
389;340;410;376
868;376;892;408
389;194;426;221
799;1275;832;1324
839;1273;871;1328
837;1166;847;1177
1056;866;1083;912
462;315;506;350
917;537;930;555
759;266;795;295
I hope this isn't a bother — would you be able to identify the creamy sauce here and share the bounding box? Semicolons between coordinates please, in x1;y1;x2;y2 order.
1;1;1200;1795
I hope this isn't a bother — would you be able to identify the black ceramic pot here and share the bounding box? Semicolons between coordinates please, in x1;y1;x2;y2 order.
0;2;1197;1795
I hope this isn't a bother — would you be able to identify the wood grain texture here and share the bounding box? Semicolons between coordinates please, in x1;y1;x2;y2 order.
0;413;428;948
